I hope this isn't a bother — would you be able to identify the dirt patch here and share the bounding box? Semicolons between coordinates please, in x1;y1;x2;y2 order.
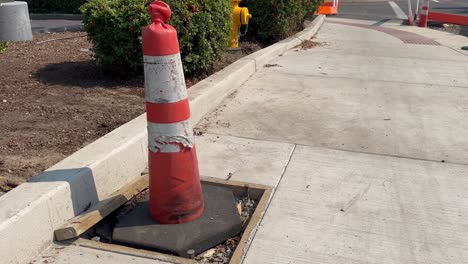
295;39;322;50
0;32;261;193
0;32;144;193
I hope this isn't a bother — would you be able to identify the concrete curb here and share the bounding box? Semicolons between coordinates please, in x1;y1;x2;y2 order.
32;25;83;34
243;15;326;70
0;15;325;264
30;13;84;20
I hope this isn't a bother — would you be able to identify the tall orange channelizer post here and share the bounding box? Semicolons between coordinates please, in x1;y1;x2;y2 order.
142;1;204;224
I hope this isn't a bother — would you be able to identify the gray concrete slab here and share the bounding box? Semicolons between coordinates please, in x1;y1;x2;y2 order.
244;145;468;264
271;50;468;87
272;23;468;88
197;22;468;164
196;133;295;187
197;72;468;164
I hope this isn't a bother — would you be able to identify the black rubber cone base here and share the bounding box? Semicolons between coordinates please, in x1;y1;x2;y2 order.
112;183;242;258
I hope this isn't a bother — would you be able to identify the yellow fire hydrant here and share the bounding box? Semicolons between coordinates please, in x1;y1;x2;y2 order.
230;0;252;49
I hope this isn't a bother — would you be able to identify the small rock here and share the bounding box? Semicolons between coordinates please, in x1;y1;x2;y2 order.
2;100;6;103
187;249;195;259
226;238;236;246
202;248;216;258
91;236;101;242
236;201;242;216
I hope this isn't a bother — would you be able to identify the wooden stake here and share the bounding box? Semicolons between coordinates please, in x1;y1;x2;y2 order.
54;175;149;241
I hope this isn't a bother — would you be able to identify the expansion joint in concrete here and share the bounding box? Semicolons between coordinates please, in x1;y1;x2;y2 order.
275;71;468;89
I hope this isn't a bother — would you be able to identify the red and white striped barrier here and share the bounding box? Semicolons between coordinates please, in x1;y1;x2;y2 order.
428;12;468;26
418;0;430;28
142;1;204;224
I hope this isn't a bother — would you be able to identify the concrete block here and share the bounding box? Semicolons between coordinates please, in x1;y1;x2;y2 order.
0;1;32;41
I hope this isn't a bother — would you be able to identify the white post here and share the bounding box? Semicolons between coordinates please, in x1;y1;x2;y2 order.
407;0;414;25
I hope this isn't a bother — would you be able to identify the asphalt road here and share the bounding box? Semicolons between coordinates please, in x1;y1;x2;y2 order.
337;0;468;21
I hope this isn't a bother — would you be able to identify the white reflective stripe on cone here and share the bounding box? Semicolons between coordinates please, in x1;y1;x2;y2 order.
147;120;194;153
422;0;429;15
144;53;187;104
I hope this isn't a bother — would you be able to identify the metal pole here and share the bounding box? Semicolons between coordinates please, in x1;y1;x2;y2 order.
414;0;421;20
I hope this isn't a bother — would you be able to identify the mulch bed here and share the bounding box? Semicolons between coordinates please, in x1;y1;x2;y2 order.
0;32;261;193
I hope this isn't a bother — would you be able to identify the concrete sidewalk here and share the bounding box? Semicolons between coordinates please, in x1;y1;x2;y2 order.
33;18;468;263
196;18;468;263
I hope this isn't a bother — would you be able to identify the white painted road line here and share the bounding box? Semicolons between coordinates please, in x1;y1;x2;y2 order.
432;0;440;3
388;1;408;20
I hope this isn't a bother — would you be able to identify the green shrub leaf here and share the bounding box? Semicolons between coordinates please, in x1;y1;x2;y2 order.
81;0;231;76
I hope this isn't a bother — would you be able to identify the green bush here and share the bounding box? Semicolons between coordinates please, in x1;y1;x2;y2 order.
243;0;323;44
0;41;7;54
80;0;231;76
25;0;86;14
